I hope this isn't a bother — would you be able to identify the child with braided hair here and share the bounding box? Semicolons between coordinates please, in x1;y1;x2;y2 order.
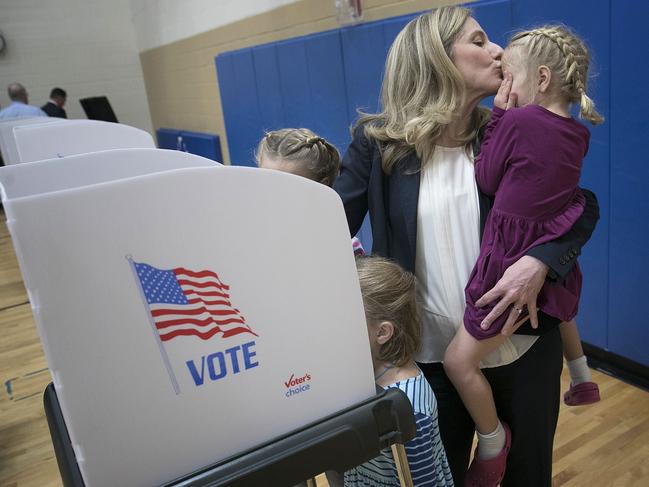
256;128;341;186
256;128;365;256
442;25;603;486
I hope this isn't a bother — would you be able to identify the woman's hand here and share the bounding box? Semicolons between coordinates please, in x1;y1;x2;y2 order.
476;255;548;335
494;72;518;110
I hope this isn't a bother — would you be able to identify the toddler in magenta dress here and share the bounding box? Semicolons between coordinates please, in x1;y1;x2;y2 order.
443;25;604;487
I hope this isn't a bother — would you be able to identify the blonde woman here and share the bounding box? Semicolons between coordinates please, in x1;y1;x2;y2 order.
333;7;599;487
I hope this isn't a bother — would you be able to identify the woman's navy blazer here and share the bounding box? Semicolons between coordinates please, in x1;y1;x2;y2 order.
333;126;600;282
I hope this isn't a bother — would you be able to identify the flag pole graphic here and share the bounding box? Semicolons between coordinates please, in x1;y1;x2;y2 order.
127;255;181;395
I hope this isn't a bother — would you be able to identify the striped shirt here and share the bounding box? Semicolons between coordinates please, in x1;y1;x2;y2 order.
344;372;454;486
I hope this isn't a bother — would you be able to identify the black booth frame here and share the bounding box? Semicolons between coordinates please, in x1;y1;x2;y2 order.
44;383;416;487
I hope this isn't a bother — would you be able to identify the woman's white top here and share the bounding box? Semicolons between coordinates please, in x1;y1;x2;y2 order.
414;145;537;367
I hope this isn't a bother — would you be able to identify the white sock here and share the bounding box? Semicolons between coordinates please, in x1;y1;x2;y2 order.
477;421;506;460
567;356;591;385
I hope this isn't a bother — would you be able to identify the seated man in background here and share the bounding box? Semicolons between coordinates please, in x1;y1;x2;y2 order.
41;87;68;118
0;83;47;119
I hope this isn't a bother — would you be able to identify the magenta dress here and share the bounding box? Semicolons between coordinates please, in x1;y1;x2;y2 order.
464;105;590;340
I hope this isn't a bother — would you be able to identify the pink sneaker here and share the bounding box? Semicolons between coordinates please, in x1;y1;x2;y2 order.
564;381;600;406
465;422;511;487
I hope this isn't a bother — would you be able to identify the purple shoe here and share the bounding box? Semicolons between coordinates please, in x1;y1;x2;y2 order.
564;381;601;406
465;422;511;487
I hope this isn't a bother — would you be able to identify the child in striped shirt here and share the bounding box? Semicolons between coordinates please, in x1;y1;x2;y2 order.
346;256;453;487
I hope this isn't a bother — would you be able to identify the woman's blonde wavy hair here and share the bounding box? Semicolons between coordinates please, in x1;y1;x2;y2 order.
507;25;604;125
357;6;490;174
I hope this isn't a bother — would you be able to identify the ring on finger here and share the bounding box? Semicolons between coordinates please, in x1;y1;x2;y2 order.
513;305;524;314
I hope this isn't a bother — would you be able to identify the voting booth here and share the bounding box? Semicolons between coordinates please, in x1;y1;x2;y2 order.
10;119;154;163
0;117;69;165
0;150;416;486
0;148;218;199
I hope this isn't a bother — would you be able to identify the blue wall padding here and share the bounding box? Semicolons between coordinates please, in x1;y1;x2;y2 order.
276;39;311;130
156;129;223;163
180;131;223;163
608;0;649;366
341;23;385;122
157;128;181;150
275;31;351;152
253;44;286;132
340;14;417;123
215;0;648;365
381;14;416;47
304;32;351;151
216;51;261;166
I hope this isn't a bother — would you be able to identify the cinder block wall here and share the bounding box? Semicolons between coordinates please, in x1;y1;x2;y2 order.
139;0;455;164
0;0;152;133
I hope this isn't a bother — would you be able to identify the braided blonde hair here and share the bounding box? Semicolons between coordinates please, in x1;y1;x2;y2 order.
508;25;603;125
256;128;341;187
357;6;490;174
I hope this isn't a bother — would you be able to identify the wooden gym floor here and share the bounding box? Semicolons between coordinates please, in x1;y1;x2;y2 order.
1;210;648;487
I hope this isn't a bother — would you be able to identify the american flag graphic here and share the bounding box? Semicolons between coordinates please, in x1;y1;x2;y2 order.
133;262;257;342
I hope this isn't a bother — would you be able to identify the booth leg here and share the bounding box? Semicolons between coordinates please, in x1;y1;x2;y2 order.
391;443;414;487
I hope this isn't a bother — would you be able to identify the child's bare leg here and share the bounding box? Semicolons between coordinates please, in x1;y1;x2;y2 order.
560;319;585;361
444;326;507;435
560;319;592;386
